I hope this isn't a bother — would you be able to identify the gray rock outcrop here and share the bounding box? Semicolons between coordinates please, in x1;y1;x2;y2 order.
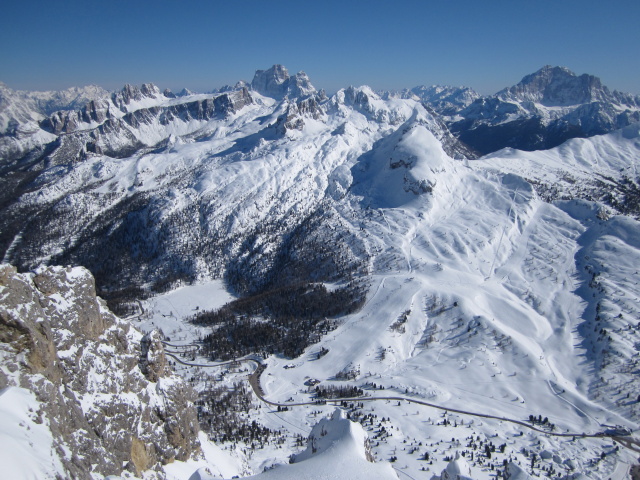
0;264;201;479
251;64;316;99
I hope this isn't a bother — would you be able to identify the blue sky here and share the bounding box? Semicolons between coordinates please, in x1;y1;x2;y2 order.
1;0;638;95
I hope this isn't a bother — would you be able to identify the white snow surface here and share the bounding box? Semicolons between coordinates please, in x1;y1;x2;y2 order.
232;409;397;480
121;92;640;479
3;77;640;479
0;387;66;479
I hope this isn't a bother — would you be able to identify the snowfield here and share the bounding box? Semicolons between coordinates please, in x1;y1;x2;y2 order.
0;387;66;479
132;115;640;479
2;66;640;479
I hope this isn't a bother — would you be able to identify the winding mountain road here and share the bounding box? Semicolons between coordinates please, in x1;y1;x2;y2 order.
162;344;639;450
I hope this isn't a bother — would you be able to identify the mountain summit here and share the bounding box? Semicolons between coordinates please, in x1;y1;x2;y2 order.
251;64;316;98
448;65;640;153
498;65;611;106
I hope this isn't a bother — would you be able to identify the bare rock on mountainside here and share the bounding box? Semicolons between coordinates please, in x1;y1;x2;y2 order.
0;264;201;479
251;64;316;99
140;329;168;382
449;65;640;154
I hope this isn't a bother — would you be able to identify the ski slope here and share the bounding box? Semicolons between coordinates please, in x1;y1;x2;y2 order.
132;116;640;479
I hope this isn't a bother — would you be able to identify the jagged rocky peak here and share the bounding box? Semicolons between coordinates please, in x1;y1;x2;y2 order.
111;82;162;109
337;85;378;112
251;64;316;99
0;264;201;479
251;64;289;97
0;82;110;135
41;97;113;134
213;80;249;94
448;65;640;154
140;82;161;97
498;65;610;106
140;329;168;382
177;87;194;97
213;86;253;116
273;94;325;134
289;70;316;97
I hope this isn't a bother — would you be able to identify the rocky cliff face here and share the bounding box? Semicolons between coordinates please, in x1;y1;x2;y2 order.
0;82;254;166
498;65;611;106
0;264;201;479
251;64;316;99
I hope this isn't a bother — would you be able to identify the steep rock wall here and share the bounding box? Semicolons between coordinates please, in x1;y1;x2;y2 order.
0;264;201;479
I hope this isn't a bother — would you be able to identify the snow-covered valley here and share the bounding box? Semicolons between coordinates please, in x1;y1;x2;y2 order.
136;151;640;479
1;65;640;479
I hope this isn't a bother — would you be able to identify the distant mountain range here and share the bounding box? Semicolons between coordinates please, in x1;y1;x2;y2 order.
1;64;639;294
1;65;639;480
382;65;640;154
2;66;638;163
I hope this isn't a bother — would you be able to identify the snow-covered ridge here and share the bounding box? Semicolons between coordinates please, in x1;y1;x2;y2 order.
234;409;397;480
0;68;474;294
381;84;481;116
0;81;256;163
0;81;110;135
478;122;640;217
2;65;640;479
3;64;638;165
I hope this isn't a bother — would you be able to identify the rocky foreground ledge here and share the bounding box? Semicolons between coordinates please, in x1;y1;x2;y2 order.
0;264;201;479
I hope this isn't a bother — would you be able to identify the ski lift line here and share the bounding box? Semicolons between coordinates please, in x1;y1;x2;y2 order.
269;410;309;435
547;380;599;425
392;466;419;480
487;187;518;279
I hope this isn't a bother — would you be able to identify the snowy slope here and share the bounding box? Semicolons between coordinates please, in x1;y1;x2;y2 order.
479;122;640;216
0;387;66;479
128;116;640;479
226;410;397;480
1;66;640;479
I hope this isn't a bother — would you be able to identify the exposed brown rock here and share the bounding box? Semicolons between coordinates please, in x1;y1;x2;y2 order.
0;265;202;479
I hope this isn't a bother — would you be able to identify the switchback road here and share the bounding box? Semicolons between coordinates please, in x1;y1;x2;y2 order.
163;348;639;450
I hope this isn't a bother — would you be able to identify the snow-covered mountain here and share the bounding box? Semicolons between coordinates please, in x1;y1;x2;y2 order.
0;66;474;299
251;64;318;99
382;84;481;116
448;66;640;154
0;82;112;163
0;82;110;134
1;65;640;480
